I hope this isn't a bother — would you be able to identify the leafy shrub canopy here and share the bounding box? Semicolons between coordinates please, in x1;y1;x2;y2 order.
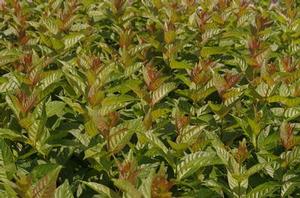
0;0;300;197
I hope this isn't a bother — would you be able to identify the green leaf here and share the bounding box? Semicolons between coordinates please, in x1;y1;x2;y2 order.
26;102;48;153
282;146;300;166
124;62;143;77
213;142;239;173
190;87;216;102
41;18;59;35
0;139;16;180
0;128;26;141
176;150;222;180
113;179;142;198
138;169;155;198
143;130;168;154
32;165;62;198
167;140;188;151
202;28;222;43
0;74;18;93
84;119;98;137
59;96;85;114
151;82;176;105
5;95;21;119
51;38;65;50
61;61;86;95
0;49;20;67
55;180;74;198
39;70;63;90
96;95;137;116
267;96;300;107
247;117;261;136
170;59;193;69
246;182;279;198
201;47;226;58
63;33;84;49
176;125;206;144
69;126;90;147
46;101;66;117
108;120;137;154
82;181;120;198
101;95;136;106
227;170;239;191
234;163;267;182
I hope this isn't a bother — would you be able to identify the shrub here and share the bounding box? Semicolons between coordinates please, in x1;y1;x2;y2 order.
0;0;300;197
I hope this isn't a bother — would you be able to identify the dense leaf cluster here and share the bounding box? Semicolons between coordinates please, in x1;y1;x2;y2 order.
0;0;300;197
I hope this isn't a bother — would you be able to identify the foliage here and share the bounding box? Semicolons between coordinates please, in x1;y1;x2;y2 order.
0;0;300;197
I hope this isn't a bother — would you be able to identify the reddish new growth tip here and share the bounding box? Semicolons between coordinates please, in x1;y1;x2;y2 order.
151;174;173;198
235;139;248;164
225;73;240;89
190;60;215;85
282;56;295;72
118;160;138;185
175;113;189;132
16;90;36;114
280;122;294;150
